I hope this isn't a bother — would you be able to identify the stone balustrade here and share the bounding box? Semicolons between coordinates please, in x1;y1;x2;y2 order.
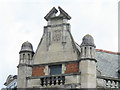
104;79;119;88
40;75;65;86
98;76;120;88
26;73;80;88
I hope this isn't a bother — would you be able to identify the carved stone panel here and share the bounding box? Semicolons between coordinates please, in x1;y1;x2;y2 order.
52;30;61;42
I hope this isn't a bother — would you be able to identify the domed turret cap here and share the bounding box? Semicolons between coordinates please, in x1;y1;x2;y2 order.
20;41;34;53
80;34;96;48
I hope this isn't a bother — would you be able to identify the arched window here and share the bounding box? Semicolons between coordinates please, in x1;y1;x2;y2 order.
90;47;92;57
85;47;86;57
28;54;30;60
23;54;25;60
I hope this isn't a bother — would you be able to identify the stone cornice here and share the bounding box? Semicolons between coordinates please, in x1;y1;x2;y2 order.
44;23;70;28
32;60;79;67
97;76;120;81
80;58;97;62
17;64;32;68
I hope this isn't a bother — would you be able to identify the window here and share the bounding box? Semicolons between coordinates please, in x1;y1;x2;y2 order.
85;47;86;56
28;54;30;60
90;47;92;57
23;54;25;60
49;65;62;75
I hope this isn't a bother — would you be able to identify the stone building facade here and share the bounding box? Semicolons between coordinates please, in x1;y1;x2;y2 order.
16;7;120;88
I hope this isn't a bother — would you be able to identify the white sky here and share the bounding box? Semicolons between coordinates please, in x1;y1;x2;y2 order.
0;0;119;89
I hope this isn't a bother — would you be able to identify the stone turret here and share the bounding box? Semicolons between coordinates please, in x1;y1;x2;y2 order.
19;41;34;64
17;41;34;88
79;34;97;88
80;34;96;59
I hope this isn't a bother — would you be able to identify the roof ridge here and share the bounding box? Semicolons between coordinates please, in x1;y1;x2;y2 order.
75;42;120;55
96;49;120;55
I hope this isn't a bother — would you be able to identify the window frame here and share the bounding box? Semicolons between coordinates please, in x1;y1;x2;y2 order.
49;64;62;75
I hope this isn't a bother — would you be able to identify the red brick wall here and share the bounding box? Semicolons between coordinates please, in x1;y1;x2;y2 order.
65;62;79;74
32;66;45;76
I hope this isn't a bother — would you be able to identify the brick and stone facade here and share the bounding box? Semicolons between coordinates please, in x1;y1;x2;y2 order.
16;6;120;89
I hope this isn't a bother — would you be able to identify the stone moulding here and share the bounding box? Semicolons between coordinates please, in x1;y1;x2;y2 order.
80;58;97;62
26;72;81;80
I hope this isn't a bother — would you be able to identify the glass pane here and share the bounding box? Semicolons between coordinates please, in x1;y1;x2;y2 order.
50;65;62;75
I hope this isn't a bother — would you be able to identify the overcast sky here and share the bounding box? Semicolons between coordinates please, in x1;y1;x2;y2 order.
0;0;119;89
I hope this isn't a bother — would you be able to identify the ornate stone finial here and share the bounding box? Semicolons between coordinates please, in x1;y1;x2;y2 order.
80;34;96;48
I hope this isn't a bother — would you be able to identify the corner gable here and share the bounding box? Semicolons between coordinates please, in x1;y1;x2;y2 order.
44;7;58;21
58;6;71;20
33;7;79;64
